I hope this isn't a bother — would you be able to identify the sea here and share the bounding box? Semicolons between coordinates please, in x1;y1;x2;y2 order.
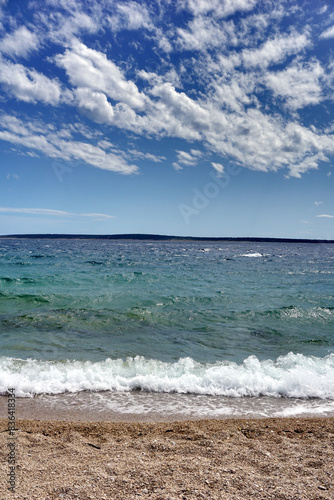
0;238;334;421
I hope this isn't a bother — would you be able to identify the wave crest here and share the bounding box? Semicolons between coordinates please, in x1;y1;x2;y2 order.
1;352;334;399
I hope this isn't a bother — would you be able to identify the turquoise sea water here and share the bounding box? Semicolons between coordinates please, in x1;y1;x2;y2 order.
1;238;334;418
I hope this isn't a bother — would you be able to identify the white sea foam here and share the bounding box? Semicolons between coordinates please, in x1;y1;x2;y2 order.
1;353;334;399
240;252;265;257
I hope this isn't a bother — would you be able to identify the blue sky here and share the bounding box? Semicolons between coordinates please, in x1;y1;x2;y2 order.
1;0;334;238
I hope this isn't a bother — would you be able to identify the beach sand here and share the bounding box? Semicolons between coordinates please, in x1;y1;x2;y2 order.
0;416;333;499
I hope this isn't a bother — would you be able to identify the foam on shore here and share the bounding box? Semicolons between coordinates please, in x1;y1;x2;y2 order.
1;352;334;399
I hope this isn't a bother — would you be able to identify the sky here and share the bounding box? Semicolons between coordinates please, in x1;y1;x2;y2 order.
1;0;334;238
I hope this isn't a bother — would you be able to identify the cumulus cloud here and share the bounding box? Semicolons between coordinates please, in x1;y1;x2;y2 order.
52;41;334;178
75;88;114;123
55;41;147;111
0;0;334;181
0;26;39;58
3;44;334;179
0;58;61;104
148;82;211;139
266;61;324;110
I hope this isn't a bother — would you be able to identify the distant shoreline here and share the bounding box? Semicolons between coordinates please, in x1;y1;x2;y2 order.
0;233;334;244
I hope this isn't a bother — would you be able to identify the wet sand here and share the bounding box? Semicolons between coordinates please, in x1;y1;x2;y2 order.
0;416;333;499
1;393;334;423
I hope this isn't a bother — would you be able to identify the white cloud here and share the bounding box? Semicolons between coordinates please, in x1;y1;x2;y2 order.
156;30;173;53
203;108;334;178
190;149;203;157
48;54;334;178
0;129;59;156
211;162;224;175
76;213;114;219
242;32;310;68
176;16;229;51
0;26;39;58
103;79;209;140
148;82;210;140
4;57;333;180
175;150;201;166
314;201;323;205
138;68;182;89
34;6;99;44
173;162;183;170
212;73;257;113
75;88;114;124
0;58;61;104
0;114;138;175
108;2;153;31
118;2;152;30
266;61;324;110
0;207;114;218
127;149;166;162
55;41;147;111
320;25;334;39
180;0;258;18
0;207;72;216
0;0;333;182
238;11;272;44
286;155;322;178
51;138;138;174
316;214;334;218
176;7;274;53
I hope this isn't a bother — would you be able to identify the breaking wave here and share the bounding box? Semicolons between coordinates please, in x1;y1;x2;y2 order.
1;352;333;399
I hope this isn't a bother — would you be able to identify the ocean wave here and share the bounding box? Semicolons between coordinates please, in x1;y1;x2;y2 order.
1;353;333;399
239;252;266;257
0;292;51;304
275;306;334;321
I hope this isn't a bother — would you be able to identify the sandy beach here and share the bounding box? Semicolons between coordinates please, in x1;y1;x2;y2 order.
1;416;333;499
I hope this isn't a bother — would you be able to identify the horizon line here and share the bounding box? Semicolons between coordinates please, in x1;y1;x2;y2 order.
1;233;334;244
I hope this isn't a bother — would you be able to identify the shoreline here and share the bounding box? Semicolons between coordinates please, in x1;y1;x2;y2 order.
0;416;333;499
1;393;334;423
